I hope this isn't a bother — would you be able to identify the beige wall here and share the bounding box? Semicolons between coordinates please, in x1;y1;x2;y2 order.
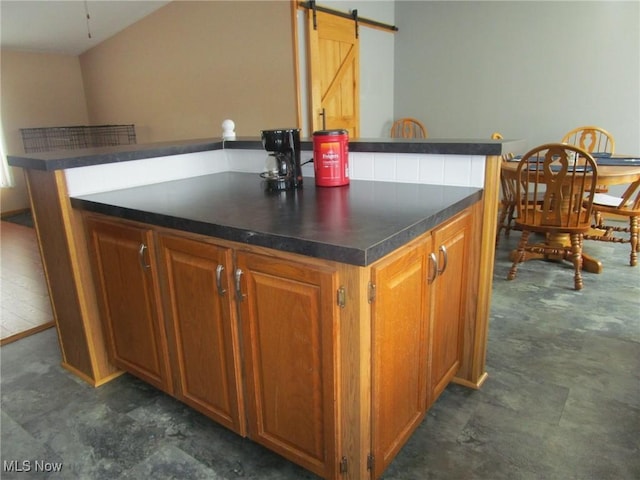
0;50;88;213
80;0;298;143
1;1;297;213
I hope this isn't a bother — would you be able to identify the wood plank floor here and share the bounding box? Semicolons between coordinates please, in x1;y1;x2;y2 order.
1;220;54;345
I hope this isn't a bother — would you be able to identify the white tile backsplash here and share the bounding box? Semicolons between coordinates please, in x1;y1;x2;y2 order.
65;150;228;196
395;154;420;183
351;152;485;187
470;155;486;187
64;148;487;196
443;154;473;186
225;149;267;172
350;152;375;180
418;155;445;185
373;153;397;181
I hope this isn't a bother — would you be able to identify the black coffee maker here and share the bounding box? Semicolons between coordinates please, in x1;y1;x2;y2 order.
260;128;303;191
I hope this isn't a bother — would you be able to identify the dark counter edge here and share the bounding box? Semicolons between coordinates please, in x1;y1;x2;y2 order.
8;136;527;171
70;188;483;267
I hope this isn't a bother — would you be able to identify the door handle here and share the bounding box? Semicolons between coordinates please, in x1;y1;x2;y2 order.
428;252;438;284
215;264;226;296
319;108;326;130
438;245;448;275
234;268;245;302
138;243;151;270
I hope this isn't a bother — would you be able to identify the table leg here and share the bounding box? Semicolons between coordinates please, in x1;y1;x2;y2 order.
581;253;603;274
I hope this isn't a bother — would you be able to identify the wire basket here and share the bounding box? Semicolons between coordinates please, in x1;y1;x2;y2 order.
20;124;136;153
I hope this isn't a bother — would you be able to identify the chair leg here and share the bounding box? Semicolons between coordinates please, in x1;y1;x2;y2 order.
507;230;530;281
505;204;516;236
594;210;602;228
570;233;584;290
496;203;509;247
630;216;638;267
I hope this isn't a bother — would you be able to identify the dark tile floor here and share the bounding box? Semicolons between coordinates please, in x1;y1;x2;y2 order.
1;232;639;479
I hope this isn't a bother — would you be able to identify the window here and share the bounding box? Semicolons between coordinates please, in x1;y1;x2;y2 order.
0;118;14;188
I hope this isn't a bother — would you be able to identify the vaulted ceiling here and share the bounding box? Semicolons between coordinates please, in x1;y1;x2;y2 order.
0;1;171;56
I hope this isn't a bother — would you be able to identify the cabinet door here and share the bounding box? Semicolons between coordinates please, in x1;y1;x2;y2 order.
370;237;431;479
159;235;245;435
235;251;339;479
86;218;171;392
429;210;471;403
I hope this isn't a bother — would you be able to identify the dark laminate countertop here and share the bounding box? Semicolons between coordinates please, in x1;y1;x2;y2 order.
8;136;527;171
71;172;482;266
7;138;222;171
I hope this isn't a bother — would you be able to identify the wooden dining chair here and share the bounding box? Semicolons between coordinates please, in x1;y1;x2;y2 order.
584;179;640;267
561;126;615;155
390;118;427;138
507;143;599;290
562;125;615;193
493;132;517;245
493;132;545;247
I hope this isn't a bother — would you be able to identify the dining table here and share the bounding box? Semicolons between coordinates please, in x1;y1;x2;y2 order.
500;154;640;274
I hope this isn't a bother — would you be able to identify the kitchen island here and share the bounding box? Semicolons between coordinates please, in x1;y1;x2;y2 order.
8;135;526;479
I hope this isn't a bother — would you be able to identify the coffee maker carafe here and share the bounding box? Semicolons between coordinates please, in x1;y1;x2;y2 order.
260;128;303;191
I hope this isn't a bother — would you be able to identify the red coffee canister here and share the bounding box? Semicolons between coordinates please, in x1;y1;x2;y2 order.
313;129;349;187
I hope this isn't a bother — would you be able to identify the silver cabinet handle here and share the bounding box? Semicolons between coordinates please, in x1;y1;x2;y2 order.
428;252;438;284
438;245;448;275
215;264;226;296
138;243;151;270
234;268;245;301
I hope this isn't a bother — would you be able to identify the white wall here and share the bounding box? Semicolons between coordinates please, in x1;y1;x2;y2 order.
297;1;395;137
394;1;640;154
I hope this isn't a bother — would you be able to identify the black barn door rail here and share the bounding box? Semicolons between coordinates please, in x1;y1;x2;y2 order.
299;1;398;33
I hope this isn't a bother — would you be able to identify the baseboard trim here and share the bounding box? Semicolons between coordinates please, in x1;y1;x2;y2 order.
1;207;31;218
452;372;489;390
0;321;55;346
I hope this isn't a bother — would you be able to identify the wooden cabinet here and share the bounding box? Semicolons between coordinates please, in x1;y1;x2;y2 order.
370;236;431;479
84;202;478;480
85;217;172;393
429;209;471;404
158;234;245;435
85;215;341;477
235;251;340;479
370;208;471;477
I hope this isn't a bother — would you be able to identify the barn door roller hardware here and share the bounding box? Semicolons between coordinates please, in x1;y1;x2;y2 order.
352;9;359;38
300;1;398;33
